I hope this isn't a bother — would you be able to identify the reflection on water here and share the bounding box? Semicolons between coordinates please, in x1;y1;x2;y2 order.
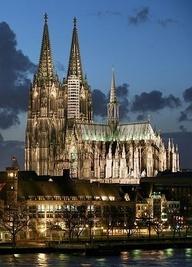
120;251;129;262
0;249;192;266
37;253;48;266
165;248;174;257
185;248;192;258
132;249;141;260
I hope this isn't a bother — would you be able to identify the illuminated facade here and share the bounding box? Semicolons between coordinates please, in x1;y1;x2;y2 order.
25;15;180;183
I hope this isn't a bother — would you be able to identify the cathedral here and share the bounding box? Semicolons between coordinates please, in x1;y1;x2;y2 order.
25;15;180;184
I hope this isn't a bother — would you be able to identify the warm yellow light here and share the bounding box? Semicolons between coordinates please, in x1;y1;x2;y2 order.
38;225;46;233
9;172;14;177
34;91;38;97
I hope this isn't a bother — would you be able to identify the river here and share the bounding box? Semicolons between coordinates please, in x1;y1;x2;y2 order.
0;248;192;266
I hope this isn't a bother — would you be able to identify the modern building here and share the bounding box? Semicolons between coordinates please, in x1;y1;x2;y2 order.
25;15;180;183
140;171;192;217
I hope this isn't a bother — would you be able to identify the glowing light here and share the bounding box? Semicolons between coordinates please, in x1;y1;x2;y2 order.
132;249;141;259
185;248;192;258
37;253;48;266
51;90;56;98
121;251;129;261
34;91;38;97
165;248;173;257
38;225;46;233
101;196;108;201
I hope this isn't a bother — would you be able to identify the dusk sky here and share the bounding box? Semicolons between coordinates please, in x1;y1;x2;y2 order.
0;0;192;169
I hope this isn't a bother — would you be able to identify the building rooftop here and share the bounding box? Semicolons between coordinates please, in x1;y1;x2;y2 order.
140;171;192;186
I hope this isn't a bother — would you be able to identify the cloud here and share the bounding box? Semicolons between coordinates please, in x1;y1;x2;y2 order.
116;83;130;120
128;7;150;25
179;87;192;121
179;104;192;122
179;111;188;122
0;108;20;129
0;22;36;129
0;133;4;142
137;114;145;121
131;90;181;112
92;89;107;118
183;86;192;103
179;125;187;132
158;18;178;28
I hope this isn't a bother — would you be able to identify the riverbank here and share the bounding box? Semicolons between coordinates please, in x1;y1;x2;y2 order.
0;237;192;255
86;238;192;255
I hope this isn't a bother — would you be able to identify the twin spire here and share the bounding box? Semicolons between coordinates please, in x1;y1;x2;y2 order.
36;14;119;125
67;17;83;80
36;14;83;82
36;13;55;80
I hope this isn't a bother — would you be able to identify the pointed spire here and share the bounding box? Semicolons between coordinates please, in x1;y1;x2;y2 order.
107;69;119;126
36;13;55;80
108;143;112;159
171;139;175;153
67;17;83;80
176;144;178;152
168;138;171;150
110;69;117;103
122;144;126;158
115;142;119;158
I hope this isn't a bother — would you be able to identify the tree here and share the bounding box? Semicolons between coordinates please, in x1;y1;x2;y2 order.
62;204;87;242
140;204;153;238
123;207;136;238
86;207;94;243
152;219;163;238
0;201;29;247
169;214;184;238
102;205;121;237
164;203;184;238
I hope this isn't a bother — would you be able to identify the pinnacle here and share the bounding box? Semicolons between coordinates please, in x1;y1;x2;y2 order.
110;69;117;103
35;14;55;81
67;18;83;80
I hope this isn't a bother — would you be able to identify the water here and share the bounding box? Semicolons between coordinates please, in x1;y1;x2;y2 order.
0;248;192;266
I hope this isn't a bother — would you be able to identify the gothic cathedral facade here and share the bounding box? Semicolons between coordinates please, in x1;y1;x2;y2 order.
25;15;180;183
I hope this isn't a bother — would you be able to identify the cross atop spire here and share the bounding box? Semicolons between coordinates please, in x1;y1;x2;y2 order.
73;17;77;27
35;13;55;81
44;13;48;23
67;17;83;80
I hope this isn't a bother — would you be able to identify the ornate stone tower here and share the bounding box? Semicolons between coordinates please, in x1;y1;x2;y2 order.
64;17;92;126
25;16;92;176
25;14;65;175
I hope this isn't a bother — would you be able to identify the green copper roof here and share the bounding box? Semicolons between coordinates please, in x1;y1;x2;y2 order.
75;121;156;142
76;123;113;141
118;122;156;141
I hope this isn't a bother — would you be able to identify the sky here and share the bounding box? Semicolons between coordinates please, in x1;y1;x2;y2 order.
0;0;192;169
